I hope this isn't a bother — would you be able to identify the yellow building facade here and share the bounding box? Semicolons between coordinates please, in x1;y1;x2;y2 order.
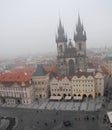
50;72;104;100
32;75;49;99
32;64;50;100
50;77;72;100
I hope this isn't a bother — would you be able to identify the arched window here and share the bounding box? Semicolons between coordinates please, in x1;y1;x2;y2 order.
69;59;75;76
59;45;63;52
79;43;82;50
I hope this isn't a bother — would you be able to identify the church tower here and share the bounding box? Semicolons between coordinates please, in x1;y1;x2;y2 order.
56;18;67;76
74;14;87;71
56;19;67;56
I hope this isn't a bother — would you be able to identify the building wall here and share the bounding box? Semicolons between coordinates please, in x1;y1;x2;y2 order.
32;75;50;99
95;72;104;96
50;77;72;97
0;83;34;104
50;72;104;99
72;75;95;99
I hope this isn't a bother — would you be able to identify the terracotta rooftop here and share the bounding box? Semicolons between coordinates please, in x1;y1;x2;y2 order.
56;76;72;81
101;66;108;75
11;67;35;74
0;72;32;82
75;72;94;78
44;66;57;73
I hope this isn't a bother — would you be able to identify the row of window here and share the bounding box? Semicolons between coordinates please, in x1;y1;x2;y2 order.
74;89;94;92
22;99;30;104
72;80;94;83
73;84;94;87
34;81;45;85
51;83;103;87
6;99;15;104
0;92;28;98
51;83;70;86
51;89;71;92
51;89;94;92
0;87;26;91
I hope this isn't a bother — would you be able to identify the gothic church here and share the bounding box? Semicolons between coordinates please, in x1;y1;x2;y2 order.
56;15;87;76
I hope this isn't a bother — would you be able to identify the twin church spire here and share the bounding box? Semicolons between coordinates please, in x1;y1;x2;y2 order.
56;14;87;43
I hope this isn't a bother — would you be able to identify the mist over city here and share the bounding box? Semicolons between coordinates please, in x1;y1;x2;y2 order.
0;0;112;130
0;0;112;58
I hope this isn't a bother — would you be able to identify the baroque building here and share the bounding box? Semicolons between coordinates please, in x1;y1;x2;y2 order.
32;64;50;100
56;15;87;76
50;72;104;100
0;72;34;104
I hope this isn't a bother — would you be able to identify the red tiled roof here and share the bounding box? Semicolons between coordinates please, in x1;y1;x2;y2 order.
11;67;35;74
56;76;72;81
75;72;94;78
101;66;108;75
44;66;57;73
0;72;32;82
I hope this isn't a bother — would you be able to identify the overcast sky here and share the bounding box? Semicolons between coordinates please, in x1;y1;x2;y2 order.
0;0;112;58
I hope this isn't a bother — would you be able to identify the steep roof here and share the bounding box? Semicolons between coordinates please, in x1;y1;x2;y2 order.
44;66;57;73
33;64;46;76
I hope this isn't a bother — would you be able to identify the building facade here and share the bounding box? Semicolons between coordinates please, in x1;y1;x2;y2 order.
0;72;34;104
94;72;104;96
32;64;50;99
103;56;112;75
50;72;104;100
50;77;72;100
56;15;87;76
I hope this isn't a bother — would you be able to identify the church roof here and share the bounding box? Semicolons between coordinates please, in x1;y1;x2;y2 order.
32;64;46;77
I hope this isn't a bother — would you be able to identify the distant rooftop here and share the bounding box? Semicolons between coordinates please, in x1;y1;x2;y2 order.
103;56;112;61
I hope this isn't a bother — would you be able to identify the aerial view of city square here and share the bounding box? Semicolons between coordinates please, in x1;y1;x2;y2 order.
0;0;112;130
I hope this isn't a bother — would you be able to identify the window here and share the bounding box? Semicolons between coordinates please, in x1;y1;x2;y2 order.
79;43;82;50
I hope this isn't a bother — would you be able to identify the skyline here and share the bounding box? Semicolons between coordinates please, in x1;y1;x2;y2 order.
0;0;112;58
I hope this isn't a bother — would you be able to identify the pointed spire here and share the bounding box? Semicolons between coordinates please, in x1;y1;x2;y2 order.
56;18;67;43
59;17;62;28
74;14;87;42
78;13;81;26
65;33;67;42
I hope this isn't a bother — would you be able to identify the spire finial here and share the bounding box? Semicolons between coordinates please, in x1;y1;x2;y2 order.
78;12;81;25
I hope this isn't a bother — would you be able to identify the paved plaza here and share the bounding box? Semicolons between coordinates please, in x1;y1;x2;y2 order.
0;98;107;130
0;107;109;130
0;97;110;130
0;97;104;111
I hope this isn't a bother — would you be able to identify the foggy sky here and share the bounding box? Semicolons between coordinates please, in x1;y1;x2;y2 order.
0;0;112;58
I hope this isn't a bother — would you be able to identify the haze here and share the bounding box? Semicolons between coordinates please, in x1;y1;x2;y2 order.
0;0;112;58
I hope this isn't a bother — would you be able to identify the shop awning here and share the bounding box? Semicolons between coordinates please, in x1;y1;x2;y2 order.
50;96;62;100
73;96;82;100
65;96;72;100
